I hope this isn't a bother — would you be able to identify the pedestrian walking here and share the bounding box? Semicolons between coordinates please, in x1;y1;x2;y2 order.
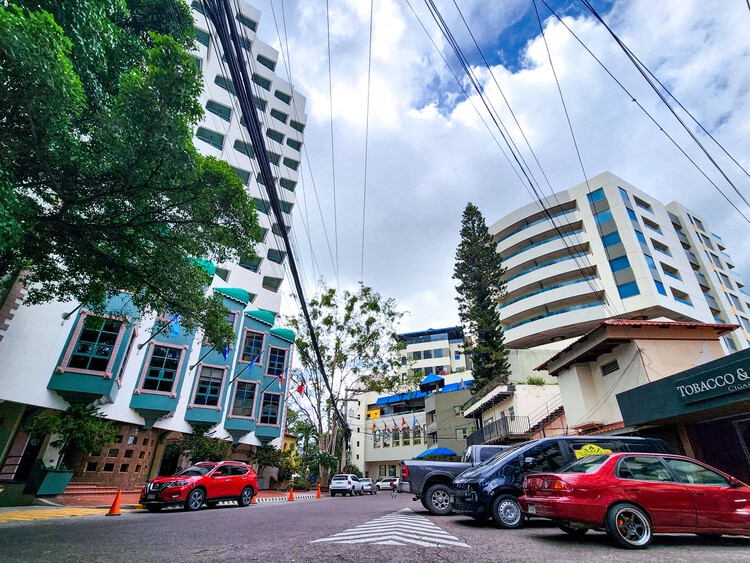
390;480;397;498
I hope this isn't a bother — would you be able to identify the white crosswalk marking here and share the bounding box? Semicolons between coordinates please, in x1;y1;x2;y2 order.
311;508;471;548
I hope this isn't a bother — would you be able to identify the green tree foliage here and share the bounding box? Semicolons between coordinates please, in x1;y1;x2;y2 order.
453;203;511;390
276;450;300;484
173;424;232;463
0;1;261;349
247;445;283;482
285;283;414;478
25;404;117;470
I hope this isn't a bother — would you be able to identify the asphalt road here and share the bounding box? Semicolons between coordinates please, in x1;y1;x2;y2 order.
1;493;749;562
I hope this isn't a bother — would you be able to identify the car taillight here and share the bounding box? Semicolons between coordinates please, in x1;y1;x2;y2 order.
401;465;409;479
542;478;572;492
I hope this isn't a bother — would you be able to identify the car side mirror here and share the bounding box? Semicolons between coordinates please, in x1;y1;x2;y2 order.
523;457;536;469
729;477;744;488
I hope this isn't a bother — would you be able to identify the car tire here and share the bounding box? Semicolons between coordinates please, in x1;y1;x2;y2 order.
491;494;524;529
605;503;652;549
185;488;205;511
331;491;336;497
424;484;452;515
145;506;162;513
238;486;254;507
559;524;589;537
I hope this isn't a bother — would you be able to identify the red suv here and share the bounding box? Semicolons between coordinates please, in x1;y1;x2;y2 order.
140;461;258;512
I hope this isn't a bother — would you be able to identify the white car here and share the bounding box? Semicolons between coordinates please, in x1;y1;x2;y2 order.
329;474;364;496
375;478;399;490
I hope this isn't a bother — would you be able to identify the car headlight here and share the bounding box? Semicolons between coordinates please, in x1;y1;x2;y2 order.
167;481;190;488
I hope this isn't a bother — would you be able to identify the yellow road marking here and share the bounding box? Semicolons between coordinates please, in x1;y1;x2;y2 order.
0;508;107;523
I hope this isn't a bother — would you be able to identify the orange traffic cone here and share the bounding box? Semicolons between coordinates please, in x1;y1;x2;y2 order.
316;485;321;499
250;494;257;504
107;489;122;516
287;486;295;501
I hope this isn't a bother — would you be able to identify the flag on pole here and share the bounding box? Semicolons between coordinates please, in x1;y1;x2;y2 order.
297;381;306;395
170;313;181;338
401;416;407;428
372;422;376;433
393;420;399;432
412;416;418;429
221;346;230;360
279;365;288;388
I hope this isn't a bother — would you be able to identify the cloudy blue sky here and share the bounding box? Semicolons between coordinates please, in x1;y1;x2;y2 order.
249;0;750;333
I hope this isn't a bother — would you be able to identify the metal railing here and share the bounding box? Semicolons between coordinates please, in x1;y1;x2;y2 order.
467;416;531;446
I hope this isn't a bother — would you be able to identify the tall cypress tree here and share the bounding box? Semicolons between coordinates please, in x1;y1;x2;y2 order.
453;203;511;390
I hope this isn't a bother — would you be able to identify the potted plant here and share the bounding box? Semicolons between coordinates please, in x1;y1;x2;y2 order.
25;404;117;495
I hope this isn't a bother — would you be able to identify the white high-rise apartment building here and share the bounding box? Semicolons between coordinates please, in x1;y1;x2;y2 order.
191;0;306;313
490;172;750;352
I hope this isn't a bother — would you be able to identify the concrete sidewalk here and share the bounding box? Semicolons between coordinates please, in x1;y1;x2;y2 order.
41;489;322;509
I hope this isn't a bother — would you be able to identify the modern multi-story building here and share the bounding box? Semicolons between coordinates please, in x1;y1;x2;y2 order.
397;326;471;379
0;1;305;496
191;0;306;312
490;171;750;352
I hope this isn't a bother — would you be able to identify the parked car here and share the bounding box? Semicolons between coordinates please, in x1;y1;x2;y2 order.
330;474;364;496
360;478;376;495
400;445;510;515
521;452;750;549
375;478;400;490
450;436;670;528
139;461;258;512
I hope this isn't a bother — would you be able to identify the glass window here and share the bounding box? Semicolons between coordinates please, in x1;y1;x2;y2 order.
619;187;629;203
413;426;422;445
373;430;381;448
195;28;209;47
609;256;631;272
206;100;231;121
266;129;284;143
525;442;566;472
402;428;410;446
259;394;281;424
654;280;667;296
383;430;391;448
617;456;672;481
270;109;288;123
392;429;400;447
251;73;271;91
290;119;305;132
412;351;422;360
663;458;729;486
644;254;656;269
68;316;123;372
594;209;614;225
601;232;621;247
142;345;182;392
434;349;443;358
195;127;224;150
193;366;224;406
587;188;606;204
617;281;640;299
634;230;646;244
237;13;257;31
455;428;468;439
423;350;433;360
560;454;609;474
241;331;264;363
232;382;257;417
275;90;292;104
256;54;276;71
267;347;287;377
627;208;638;222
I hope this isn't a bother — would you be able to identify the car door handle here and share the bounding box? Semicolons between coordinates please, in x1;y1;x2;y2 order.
627;488;640;492
694;492;705;496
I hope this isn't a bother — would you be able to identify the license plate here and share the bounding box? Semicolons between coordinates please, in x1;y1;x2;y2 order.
527;504;537;514
147;494;156;500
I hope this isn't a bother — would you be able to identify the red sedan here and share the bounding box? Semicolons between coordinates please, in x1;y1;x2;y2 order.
520;453;750;549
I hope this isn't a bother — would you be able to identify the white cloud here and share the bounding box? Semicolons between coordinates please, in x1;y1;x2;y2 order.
254;0;750;333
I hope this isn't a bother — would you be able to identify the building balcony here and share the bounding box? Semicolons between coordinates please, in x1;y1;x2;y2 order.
466;416;531;446
129;393;179;429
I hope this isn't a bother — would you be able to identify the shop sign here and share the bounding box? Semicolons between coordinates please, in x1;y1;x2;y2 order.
674;365;750;404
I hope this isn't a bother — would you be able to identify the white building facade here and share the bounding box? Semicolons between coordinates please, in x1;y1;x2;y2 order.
490;172;750;352
0;1;305;493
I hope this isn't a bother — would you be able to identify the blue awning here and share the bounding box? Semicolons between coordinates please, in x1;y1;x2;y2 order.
420;373;444;386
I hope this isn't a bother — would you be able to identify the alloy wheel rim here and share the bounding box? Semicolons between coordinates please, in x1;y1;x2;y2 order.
190;490;204;510
432;490;450;510
615;508;650;545
242;489;252;504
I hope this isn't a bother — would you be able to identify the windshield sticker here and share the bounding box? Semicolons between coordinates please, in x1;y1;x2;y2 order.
573;444;612;459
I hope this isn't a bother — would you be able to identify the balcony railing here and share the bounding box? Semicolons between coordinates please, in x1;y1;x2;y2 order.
467;416;530;446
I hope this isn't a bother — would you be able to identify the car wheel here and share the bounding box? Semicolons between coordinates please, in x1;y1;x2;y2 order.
238;486;254;507
145;506;162;513
559;524;589;537
605;503;652;549
330;491;336;497
491;494;524;529
424;484;452;515
185;488;205;511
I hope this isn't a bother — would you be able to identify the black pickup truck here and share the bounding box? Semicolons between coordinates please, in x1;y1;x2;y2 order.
399;444;509;515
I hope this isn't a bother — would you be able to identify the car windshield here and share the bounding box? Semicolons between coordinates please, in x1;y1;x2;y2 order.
177;464;215;476
459;443;527;478
558;454;610;473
